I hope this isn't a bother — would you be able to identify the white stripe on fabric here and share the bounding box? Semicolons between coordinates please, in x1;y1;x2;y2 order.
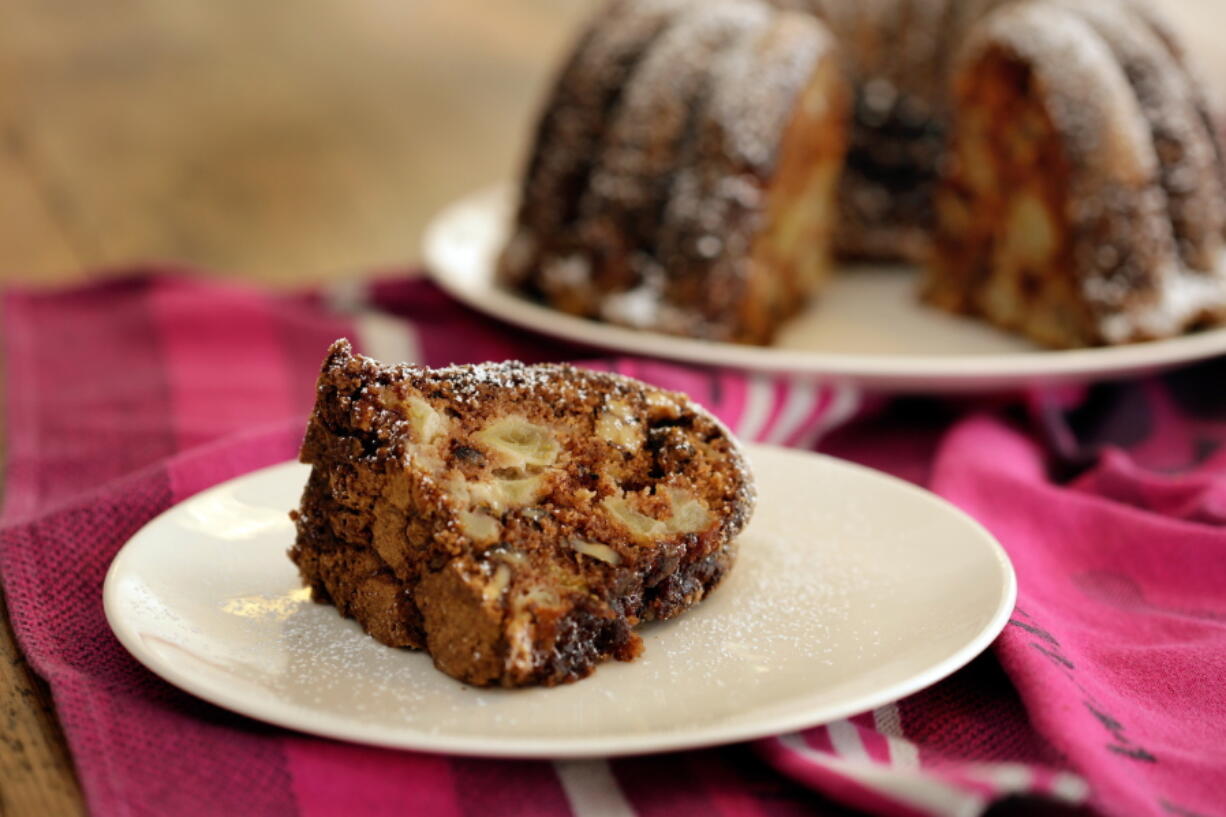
873;704;920;771
763;382;818;446
964;763;1032;794
792;384;861;451
325;279;422;365
827;720;869;761
885;734;922;773
324;278;367;314
779;733;986;817
1048;772;1091;803
354;310;422;365
736;375;776;442
871;705;904;738
554;760;637;817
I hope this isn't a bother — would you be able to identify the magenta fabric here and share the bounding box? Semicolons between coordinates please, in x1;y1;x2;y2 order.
2;272;1224;817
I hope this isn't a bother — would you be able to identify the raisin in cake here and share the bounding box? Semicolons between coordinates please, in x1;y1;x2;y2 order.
290;340;755;687
500;0;1226;348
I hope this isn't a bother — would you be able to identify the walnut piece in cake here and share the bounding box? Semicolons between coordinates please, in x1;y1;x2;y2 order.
289;340;755;687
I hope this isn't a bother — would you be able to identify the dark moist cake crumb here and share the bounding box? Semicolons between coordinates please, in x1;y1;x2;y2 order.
289;339;756;687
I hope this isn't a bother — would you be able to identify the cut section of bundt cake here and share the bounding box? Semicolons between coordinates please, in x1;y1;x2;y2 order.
499;0;848;344
803;0;1014;262
290;340;755;687
927;0;1226;347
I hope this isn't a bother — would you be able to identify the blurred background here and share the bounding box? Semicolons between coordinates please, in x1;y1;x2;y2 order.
1;0;1222;289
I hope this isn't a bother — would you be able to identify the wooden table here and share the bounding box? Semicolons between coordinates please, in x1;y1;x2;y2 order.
0;0;591;290
0;0;1222;813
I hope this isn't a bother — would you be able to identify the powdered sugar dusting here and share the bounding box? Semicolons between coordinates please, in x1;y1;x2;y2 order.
516;0;694;235
705;14;830;171
964;4;1152;171
582;0;771;222
599;275;664;328
501;0;695;283
1101;251;1226;342
1054;0;1225;273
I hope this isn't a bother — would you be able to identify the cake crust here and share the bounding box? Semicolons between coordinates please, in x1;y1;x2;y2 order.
498;0;692;292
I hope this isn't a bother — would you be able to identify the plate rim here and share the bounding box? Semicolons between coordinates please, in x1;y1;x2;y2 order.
103;447;1017;759
422;184;1226;392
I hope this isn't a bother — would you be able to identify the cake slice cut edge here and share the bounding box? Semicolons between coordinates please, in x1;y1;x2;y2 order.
289;340;756;687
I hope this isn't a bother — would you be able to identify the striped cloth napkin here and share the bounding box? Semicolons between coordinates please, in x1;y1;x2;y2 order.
2;272;1224;817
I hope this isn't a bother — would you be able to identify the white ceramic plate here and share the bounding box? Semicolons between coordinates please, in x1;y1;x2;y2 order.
104;445;1015;758
422;185;1226;392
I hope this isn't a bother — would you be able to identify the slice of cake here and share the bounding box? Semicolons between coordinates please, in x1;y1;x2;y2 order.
290;340;755;687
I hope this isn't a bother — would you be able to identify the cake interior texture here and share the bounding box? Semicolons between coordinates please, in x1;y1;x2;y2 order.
499;0;1226;348
290;340;755;687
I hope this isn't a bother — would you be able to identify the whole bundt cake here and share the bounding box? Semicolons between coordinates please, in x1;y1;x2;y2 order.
498;0;1226;348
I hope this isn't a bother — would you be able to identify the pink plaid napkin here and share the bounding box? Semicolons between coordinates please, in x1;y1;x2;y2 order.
2;272;1224;817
